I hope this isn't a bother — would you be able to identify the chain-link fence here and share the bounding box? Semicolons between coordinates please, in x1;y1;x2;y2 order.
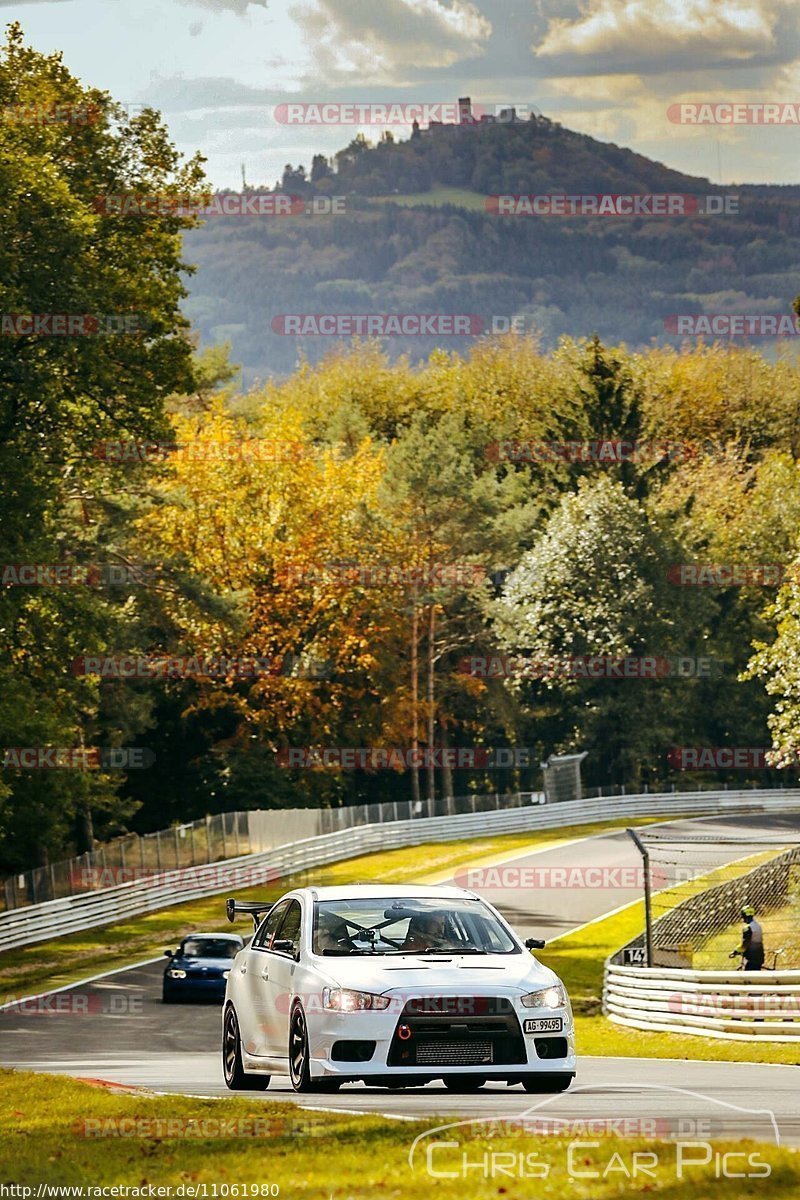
2;790;550;911
2;811;250;911
616;830;800;969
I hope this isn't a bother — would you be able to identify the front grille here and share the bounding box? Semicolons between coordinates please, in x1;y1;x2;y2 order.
387;996;526;1067
416;1040;494;1066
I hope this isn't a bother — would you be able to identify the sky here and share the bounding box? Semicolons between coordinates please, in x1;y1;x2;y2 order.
7;0;800;189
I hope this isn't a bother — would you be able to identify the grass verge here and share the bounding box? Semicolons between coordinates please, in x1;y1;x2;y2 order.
1;1068;798;1195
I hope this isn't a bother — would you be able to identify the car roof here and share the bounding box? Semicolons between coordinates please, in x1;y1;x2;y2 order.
288;884;480;901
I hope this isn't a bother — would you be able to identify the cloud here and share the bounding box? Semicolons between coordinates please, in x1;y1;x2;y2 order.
535;0;800;74
291;0;491;81
176;0;269;12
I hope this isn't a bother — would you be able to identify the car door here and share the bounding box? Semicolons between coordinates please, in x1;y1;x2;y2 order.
235;900;289;1057
259;899;304;1064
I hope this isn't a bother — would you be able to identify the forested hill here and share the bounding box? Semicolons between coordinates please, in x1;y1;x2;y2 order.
290;112;713;197
181;113;800;382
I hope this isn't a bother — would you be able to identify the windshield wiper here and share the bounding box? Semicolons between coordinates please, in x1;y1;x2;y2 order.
417;946;486;954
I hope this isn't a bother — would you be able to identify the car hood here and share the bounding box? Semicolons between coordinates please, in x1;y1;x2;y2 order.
169;956;235;970
315;953;560;996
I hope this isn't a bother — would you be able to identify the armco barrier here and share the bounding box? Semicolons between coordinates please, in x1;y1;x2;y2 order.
604;962;800;1041
2;788;799;953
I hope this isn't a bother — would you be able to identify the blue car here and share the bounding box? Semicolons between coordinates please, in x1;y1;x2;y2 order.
162;932;244;1003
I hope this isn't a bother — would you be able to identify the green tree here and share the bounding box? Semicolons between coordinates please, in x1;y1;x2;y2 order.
0;24;205;872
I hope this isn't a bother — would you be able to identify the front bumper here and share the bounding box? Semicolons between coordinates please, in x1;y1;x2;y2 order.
163;975;228;1000
306;995;576;1079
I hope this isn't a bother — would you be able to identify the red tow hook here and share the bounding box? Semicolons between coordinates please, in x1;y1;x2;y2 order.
398;1024;412;1041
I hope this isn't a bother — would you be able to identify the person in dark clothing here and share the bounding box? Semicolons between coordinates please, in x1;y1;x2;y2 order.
729;904;764;970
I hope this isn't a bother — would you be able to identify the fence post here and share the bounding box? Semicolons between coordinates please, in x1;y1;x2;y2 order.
234;814;241;857
221;815;227;860
626;827;654;967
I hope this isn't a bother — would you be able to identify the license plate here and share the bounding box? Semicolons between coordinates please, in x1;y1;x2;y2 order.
523;1017;563;1033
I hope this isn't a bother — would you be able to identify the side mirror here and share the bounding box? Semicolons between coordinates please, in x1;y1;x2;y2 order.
164;949;174;958
272;938;296;954
525;937;546;950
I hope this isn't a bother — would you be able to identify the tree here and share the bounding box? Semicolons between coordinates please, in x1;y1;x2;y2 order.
0;25;205;872
492;477;712;787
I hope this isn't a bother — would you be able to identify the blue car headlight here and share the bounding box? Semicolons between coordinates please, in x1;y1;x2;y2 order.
166;969;187;979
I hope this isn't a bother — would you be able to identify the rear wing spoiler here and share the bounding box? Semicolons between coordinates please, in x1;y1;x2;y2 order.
226;897;274;930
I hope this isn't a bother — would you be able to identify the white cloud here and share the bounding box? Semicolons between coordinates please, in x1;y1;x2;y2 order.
292;0;491;81
536;0;798;72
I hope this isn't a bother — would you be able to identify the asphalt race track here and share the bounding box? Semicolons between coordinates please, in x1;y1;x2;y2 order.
2;812;800;1143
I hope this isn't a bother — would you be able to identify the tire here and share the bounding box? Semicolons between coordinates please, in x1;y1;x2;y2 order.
162;990;176;1005
521;1072;574;1094
289;1004;314;1092
443;1076;487;1092
223;1004;270;1091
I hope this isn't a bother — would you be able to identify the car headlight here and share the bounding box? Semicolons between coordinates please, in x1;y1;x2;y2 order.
322;987;391;1012
166;969;187;979
222;970;230;979
520;984;565;1009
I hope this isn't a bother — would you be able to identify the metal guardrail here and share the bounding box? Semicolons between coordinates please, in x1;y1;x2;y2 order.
3;791;547;910
604;963;800;1041
2;788;799;954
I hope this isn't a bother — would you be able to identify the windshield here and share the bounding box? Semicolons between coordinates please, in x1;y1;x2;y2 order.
312;897;520;956
180;938;240;959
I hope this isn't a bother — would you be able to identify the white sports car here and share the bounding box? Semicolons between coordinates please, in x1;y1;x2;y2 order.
221;883;576;1093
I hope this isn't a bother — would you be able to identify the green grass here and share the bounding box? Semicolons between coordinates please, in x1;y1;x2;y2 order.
1;1068;798;1194
369;185;488;210
695;896;800;971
